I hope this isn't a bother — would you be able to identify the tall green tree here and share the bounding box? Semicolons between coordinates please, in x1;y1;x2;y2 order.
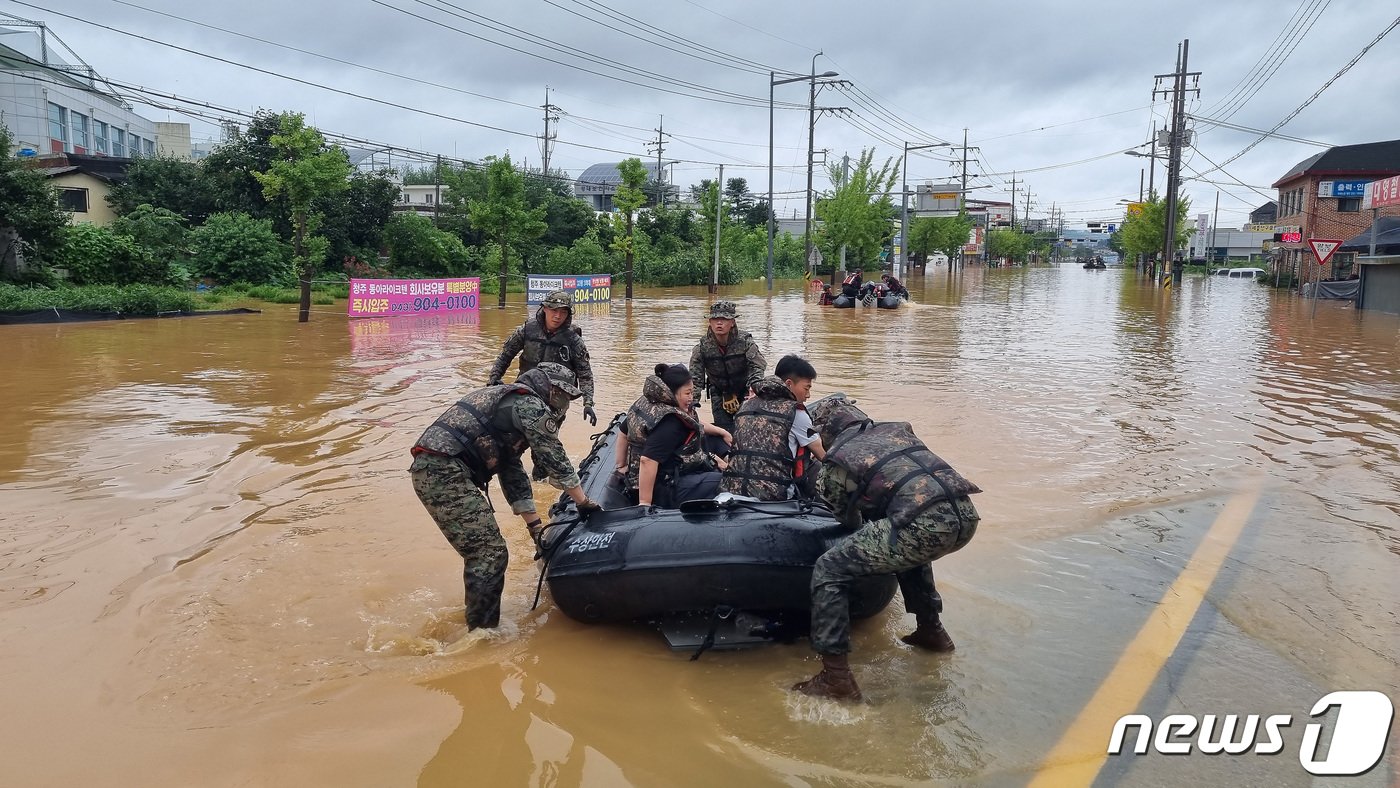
106;155;217;224
723;177;755;225
987;228;1034;263
468;155;547;309
1117;191;1193;264
909;213;975;264
815;148;899;271
0;127;69;280
610;158;648;300
252;113;351;322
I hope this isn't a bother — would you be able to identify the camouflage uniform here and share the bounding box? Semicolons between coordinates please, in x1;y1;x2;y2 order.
409;364;582;629
806;408;982;656
488;293;595;410
688;302;765;433
623;375;712;504
719;375;806;500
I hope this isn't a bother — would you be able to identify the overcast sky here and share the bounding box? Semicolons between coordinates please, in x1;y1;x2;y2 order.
9;0;1400;228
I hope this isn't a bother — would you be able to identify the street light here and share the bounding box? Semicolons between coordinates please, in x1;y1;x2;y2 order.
767;61;838;292
900;141;951;278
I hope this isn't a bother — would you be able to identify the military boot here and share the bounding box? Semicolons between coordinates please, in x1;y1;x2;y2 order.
901;619;955;652
792;654;863;701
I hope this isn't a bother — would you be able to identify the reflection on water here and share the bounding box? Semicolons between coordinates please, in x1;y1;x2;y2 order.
1;267;1397;785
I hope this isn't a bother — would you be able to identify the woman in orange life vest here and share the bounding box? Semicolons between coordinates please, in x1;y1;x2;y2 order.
615;364;733;508
841;268;864;298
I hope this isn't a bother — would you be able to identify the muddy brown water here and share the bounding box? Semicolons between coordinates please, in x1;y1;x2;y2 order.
2;266;1397;786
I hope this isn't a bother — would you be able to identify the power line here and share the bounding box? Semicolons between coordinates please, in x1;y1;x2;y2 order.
1187;114;1331;147
1194;13;1400;179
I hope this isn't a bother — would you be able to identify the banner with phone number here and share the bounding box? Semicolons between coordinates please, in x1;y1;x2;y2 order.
347;277;480;318
526;274;613;305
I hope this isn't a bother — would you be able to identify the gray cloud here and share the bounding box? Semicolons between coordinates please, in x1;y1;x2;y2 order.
12;0;1399;225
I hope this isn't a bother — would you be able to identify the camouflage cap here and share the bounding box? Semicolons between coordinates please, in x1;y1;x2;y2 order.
708;300;737;319
534;362;582;398
808;393;867;445
540;289;573;310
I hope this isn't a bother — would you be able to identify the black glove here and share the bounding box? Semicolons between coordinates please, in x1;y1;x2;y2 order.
488;377;502;386
694;388;704;404
582;404;597;426
527;521;545;560
576;498;603;516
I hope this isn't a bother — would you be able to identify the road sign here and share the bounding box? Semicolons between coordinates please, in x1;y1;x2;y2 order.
1307;238;1342;266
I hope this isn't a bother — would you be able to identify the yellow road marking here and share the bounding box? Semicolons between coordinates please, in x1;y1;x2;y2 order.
1027;488;1261;787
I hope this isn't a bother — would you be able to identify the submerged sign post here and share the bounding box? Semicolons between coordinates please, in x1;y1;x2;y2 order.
347;277;480;318
526;275;613;305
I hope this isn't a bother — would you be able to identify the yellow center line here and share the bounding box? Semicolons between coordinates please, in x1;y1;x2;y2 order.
1027;486;1262;787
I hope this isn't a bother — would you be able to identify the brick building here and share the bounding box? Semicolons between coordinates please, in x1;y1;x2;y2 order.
1271;139;1400;280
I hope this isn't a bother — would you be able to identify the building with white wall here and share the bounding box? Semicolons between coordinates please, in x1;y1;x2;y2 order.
1;17;158;158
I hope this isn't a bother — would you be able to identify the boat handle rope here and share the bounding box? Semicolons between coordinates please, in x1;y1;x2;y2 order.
689;605;735;661
530;516;584;611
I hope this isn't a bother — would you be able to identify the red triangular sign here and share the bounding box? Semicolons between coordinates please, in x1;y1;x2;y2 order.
1307;238;1342;266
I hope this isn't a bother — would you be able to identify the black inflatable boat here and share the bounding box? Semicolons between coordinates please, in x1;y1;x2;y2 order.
539;416;897;649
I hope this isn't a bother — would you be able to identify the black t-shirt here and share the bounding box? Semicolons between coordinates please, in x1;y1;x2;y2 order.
642;415;691;462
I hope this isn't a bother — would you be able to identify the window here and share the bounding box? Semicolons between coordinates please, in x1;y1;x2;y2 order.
129;135;142;156
72;113;89;151
144;138;155;156
93;120;109;154
1338;198;1361;213
59;188;89;212
48;102;68;149
112;128;125;157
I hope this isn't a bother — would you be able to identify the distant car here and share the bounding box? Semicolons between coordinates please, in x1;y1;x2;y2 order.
1223;267;1267;279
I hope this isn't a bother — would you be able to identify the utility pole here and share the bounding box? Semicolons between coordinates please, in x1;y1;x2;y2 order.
1210;190;1220;266
711;163;723;294
540;86;559;177
645;115;668;207
839;153;849;277
1153;40;1201;286
944;129;978;268
1009;172;1017;233
433;154;442;227
805;56;819;279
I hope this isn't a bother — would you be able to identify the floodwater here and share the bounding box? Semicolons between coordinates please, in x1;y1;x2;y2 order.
2;266;1397;787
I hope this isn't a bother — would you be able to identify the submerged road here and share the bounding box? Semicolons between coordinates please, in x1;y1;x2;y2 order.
1;264;1396;786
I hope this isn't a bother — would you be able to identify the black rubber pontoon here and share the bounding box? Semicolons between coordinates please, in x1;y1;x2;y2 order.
539;416;897;634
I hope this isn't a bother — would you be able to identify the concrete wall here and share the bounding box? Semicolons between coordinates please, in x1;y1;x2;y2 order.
154;122;192;160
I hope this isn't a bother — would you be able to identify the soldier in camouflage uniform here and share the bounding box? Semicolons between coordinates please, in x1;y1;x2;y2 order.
793;398;982;701
489;289;597;426
720;355;826;501
688;300;765;434
409;362;602;629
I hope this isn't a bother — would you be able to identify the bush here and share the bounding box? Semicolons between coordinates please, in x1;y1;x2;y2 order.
189;212;293;285
543;232;615;275
52;224;167;285
0;282;197;315
383;213;475;275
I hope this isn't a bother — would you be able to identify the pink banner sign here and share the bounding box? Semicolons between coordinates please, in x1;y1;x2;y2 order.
347;277;481;318
1362;174;1400;210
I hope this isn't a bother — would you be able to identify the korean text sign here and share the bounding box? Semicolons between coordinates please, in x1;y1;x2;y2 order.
347;278;480;318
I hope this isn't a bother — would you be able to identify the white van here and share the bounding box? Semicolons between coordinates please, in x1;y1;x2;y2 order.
1223;267;1267;279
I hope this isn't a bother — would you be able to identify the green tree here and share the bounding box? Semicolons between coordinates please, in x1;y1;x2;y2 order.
610;158;648;300
815;149;899;271
986;228;1034;263
696;178;730;279
723;178;755;225
1117;192;1194;263
318;169;401;265
909;213;974;264
201;110;283;220
0;125;70;280
111;205;190;283
468;155;547;308
382;212;474;276
106;155;217;224
51;223;165;285
188;211;292;285
253;113;351;321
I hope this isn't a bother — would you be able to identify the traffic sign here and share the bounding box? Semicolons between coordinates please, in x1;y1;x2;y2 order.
1307;238;1343;266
